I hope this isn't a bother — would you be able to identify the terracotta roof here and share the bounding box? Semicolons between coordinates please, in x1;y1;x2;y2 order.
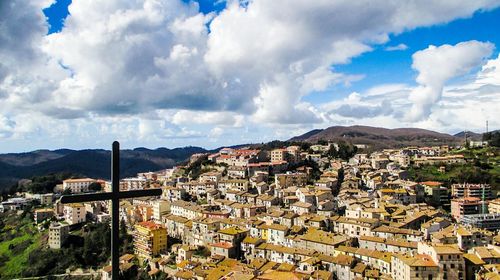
137;221;163;230
211;242;234;249
420;181;443;187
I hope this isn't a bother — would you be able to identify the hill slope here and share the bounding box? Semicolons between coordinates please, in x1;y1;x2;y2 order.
0;146;207;190
289;125;461;148
453;131;483;141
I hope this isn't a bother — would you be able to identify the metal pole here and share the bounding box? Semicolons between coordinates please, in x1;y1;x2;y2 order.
111;141;120;280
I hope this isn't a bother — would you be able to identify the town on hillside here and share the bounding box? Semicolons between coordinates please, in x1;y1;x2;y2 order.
1;139;499;280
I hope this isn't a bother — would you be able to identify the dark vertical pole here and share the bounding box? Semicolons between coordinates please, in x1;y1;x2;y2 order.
111;141;120;280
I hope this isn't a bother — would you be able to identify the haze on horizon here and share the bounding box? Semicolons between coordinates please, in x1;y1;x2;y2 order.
1;0;500;153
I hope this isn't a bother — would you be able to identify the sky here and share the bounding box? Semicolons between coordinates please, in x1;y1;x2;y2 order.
1;0;500;153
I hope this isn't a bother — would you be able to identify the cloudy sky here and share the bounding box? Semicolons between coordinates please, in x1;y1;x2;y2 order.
1;0;500;152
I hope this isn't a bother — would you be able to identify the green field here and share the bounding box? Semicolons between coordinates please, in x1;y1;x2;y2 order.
408;146;500;191
0;212;45;279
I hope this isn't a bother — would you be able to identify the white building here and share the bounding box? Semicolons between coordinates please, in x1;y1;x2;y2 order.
122;177;148;190
63;203;86;225
152;199;170;221
63;178;95;193
161;186;186;202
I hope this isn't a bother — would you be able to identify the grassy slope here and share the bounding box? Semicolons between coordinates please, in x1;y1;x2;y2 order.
0;214;45;279
408;147;500;190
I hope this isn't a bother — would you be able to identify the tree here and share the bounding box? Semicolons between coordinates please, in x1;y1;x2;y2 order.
336;142;358;160
120;219;134;255
334;168;344;196
23;222;114;277
327;145;338;159
62;188;72;195
317;139;328;145
88;182;102;192
484;131;500;147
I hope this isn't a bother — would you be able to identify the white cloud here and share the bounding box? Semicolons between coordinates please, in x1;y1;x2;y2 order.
407;41;494;121
0;115;16;138
385;43;408;51
171;110;244;127
322;52;500;135
1;0;500;151
365;83;410;96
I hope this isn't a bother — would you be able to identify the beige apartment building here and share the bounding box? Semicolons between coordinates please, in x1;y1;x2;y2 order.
63;203;86;225
49;222;70;249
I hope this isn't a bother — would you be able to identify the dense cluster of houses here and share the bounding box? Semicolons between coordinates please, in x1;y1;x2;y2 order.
4;143;500;280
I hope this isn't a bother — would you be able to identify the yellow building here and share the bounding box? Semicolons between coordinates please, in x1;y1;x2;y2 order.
133;221;167;259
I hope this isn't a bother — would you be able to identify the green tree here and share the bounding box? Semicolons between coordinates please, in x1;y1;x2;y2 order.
336;142;358;160
88;182;102;192
484;131;500;147
327;145;338;159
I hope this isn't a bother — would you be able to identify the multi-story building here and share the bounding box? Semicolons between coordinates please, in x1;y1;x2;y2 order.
421;181;449;206
63;203;86;225
359;236;417;254
134;221;167;259
461;214;500;231
62;178;95;193
151;199;169;222
218;179;249;194
295;229;349;256
451;183;493;200
451;197;485;220
456;226;493;251
48;222;70;249
488;198;500;214
162;214;189;240
267;224;289;246
187;218;220;246
161;186;186;202
270;149;287;162
227;166;247;179
286;146;301;162
122;177;148;190
34;208;54;224
199;172;222;183
391;253;439;280
275;172;308;188
170;200;204;220
39;193;54;205
214;226;248;258
215;149;262;167
413;155;466;167
417;243;465;280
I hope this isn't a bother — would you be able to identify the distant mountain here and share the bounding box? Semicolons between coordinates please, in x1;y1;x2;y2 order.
0;149;73;166
289;125;462;148
454;131;483;141
0;146;207;190
289;129;323;142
